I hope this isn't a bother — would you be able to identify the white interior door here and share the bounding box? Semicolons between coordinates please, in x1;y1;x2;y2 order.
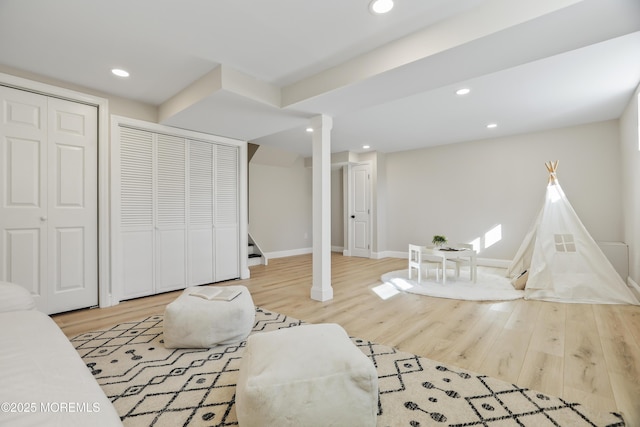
0;86;98;314
0;87;48;305
349;163;371;258
46;97;98;313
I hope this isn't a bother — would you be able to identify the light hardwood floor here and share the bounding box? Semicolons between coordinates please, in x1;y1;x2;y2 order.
53;253;640;424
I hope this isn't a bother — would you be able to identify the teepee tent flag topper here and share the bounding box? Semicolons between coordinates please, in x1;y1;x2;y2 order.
507;161;639;305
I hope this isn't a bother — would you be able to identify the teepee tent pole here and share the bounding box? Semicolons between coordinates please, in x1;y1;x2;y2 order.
546;160;559;185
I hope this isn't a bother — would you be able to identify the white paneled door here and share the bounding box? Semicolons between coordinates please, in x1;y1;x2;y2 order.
0;86;98;314
349;163;371;258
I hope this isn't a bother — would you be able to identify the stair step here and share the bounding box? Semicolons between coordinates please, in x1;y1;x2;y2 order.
248;253;261;258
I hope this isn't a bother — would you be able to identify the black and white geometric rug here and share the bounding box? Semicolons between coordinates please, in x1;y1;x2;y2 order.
71;308;625;426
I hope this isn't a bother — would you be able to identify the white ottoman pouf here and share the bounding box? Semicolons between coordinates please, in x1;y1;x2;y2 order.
163;285;255;348
236;323;378;427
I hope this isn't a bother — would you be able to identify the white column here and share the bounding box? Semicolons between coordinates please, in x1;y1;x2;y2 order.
310;115;333;301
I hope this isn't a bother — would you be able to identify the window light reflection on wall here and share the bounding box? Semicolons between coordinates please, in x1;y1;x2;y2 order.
469;224;503;252
484;224;502;249
470;238;481;253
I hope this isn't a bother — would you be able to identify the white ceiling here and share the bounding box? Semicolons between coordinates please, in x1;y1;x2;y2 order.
1;0;639;156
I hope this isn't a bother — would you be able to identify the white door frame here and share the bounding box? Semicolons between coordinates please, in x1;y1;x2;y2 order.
344;162;372;258
0;72;112;307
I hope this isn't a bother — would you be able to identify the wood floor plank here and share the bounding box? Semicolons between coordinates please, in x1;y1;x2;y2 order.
563;304;615;408
504;298;543;332
619;304;640;348
447;305;511;371
51;253;640;424
528;302;566;357
517;350;564;397
607;372;640;425
563;386;618;419
593;304;640;425
477;327;531;384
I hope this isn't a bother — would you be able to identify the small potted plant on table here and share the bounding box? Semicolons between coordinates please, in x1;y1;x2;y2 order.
432;235;447;248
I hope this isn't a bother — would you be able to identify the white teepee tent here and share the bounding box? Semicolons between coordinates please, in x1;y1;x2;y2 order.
507;161;639;305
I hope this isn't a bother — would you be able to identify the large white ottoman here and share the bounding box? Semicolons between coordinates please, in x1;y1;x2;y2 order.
163;285;255;348
236;323;378;427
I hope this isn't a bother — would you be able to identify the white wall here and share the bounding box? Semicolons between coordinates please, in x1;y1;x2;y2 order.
0;65;157;122
3;66;631;270
249;157;313;255
620;86;640;286
249;120;624;264
384;120;623;261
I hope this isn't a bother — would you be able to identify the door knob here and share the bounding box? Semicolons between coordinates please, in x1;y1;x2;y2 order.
40;216;47;221
350;215;355;219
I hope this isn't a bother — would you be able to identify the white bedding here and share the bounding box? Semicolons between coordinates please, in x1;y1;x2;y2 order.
0;310;122;426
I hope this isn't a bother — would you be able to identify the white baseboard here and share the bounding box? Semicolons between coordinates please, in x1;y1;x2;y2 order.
477;258;512;268
266;247;349;259
339;250;388;260
372;251;511;268
379;250;405;259
264;247;312;259
271;248;512;269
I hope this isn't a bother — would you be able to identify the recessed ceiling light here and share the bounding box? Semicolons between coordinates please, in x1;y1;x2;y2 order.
369;0;394;14
111;68;130;77
306;127;313;133
362;145;371;149
486;123;498;129
456;88;470;96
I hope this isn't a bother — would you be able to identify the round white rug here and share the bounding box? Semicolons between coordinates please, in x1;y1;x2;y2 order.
380;269;524;301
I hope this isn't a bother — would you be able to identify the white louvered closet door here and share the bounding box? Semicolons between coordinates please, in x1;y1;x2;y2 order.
188;140;215;285
116;122;240;301
156;134;186;292
119;127;154;299
215;144;239;281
